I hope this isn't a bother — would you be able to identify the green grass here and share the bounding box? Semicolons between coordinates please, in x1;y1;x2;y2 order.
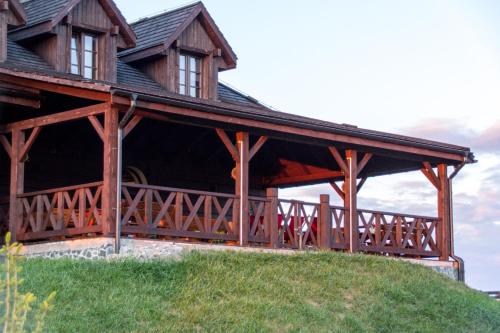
21;251;500;333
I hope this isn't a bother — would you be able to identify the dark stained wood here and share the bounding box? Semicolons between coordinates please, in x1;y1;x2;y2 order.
345;149;358;253
8;129;24;241
265;188;279;248
319;194;331;249
0;6;7;62
0;94;41;108
437;164;450;260
88;115;105;141
0;103;108;133
0;134;11;158
18;127;41;162
101;103;118;235
215;128;239;162
236;131;249;245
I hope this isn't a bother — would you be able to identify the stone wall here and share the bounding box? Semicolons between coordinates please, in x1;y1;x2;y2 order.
19;237;460;280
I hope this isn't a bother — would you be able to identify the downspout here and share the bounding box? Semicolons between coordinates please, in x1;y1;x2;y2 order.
112;91;138;254
448;161;466;282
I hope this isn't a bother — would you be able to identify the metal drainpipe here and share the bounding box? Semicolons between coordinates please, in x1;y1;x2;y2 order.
113;92;138;254
448;161;466;282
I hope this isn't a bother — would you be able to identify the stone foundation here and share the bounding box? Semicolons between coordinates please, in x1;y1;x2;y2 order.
19;237;460;280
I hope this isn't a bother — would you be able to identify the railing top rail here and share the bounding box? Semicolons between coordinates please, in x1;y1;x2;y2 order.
123;183;238;199
18;181;104;198
329;205;347;211
357;208;439;221
249;196;270;202
278;198;320;206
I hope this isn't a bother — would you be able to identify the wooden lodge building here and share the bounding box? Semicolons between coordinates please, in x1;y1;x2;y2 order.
0;0;475;269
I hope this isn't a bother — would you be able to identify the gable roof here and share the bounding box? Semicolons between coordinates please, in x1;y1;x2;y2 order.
4;38;55;72
118;2;237;68
9;0;136;48
6;0;27;26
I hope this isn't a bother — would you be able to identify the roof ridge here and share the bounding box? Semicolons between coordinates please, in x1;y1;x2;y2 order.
129;1;201;26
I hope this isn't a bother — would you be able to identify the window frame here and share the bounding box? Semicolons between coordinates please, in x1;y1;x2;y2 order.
70;32;98;80
179;53;202;98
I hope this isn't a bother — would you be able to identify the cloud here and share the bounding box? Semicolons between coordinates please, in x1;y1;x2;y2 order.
401;118;500;154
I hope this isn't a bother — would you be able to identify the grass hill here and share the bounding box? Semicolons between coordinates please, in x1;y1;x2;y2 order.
21;251;500;333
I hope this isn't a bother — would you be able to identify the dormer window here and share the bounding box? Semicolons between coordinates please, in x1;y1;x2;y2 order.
179;54;201;98
70;32;98;79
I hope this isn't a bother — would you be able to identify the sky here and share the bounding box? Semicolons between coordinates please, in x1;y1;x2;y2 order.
114;0;500;291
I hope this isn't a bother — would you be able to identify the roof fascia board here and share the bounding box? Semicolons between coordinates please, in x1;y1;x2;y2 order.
7;0;27;25
8;20;53;40
118;43;166;63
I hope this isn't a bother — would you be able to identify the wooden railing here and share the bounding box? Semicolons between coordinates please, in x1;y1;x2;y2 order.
278;199;319;249
357;209;440;257
330;205;348;250
121;183;239;241
17;182;104;241
248;196;270;243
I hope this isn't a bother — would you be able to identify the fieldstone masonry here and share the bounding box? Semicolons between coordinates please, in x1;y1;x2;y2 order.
19;237;460;280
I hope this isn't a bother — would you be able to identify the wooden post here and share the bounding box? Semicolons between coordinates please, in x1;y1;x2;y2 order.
235;132;249;246
8;130;25;241
266;188;279;248
437;164;451;260
319;194;332;250
102;105;119;236
345;150;358;253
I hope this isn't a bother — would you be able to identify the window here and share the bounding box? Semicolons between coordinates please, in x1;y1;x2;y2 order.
70;33;98;80
179;54;201;98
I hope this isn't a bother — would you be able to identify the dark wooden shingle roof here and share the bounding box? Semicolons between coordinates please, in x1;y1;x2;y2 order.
20;0;70;27
4;39;55;72
118;2;199;57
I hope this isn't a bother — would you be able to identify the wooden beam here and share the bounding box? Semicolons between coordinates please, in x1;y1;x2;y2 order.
357;153;373;176
421;162;440;190
88;116;105;142
0;134;12;158
112;98;467;162
235;132;249;246
122;115;143;139
345;150;358;253
330;181;345;200
102;104;118;236
18;127;41;162
215;128;239;162
0;103;108;133
270;170;343;187
9;130;25;241
0;94;40;108
249;136;267;161
437;164;451;260
328;147;349;175
357;177;368;192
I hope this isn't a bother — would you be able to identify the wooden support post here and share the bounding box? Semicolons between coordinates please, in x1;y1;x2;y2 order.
236;132;249;246
319;194;332;250
266;188;279;248
9;130;25;240
437;164;451;260
345;150;358;253
102;105;119;236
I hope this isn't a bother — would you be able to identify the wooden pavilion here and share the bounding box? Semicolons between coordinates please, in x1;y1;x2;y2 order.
0;0;474;268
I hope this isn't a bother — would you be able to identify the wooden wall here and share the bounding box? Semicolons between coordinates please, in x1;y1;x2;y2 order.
133;18;222;100
22;0;123;82
0;7;6;62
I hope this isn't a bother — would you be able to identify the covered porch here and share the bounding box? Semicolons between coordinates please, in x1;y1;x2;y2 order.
0;77;473;261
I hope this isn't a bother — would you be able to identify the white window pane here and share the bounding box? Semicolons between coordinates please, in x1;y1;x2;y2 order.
190;87;196;97
71;36;77;49
179;55;186;70
179;69;186;85
84;67;93;79
84;35;94;51
71;50;78;65
71;65;79;75
189;57;196;70
84;51;93;68
190;71;196;85
179;85;185;95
